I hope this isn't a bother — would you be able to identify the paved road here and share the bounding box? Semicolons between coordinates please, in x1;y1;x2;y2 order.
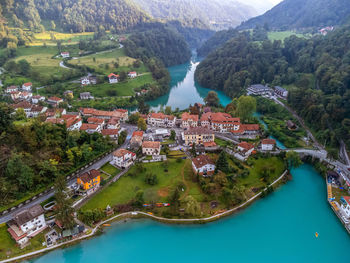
0;123;137;224
273;98;324;150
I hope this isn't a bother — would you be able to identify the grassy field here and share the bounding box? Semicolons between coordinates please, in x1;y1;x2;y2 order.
78;73;154;97
0;223;47;260
69;48;148;75
268;31;309;42
81;159;192;211
100;163;120;177
14;46;69;80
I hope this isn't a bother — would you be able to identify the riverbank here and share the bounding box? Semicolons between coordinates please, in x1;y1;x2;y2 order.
1;170;288;263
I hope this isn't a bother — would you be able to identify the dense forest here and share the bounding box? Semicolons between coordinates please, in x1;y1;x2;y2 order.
195;24;350;150
239;0;350;30
2;0;150;33
0;103;115;207
132;0;257;30
197;28;240;57
124;27;191;67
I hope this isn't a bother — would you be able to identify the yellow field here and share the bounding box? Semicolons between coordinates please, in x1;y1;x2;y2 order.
70;51;136;68
34;31;94;40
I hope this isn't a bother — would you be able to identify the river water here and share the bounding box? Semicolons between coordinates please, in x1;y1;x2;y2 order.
30;60;350;263
31;165;350;263
147;60;232;111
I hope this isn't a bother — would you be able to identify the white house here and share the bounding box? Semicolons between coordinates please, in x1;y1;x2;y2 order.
237;141;255;157
261;139;276;151
142;141;161;156
80;123;101;134
31;95;45;104
107;117;120;129
181;112;199;129
80;92;94;100
191;155;215;177
61;52;70;58
340;196;350;218
101;129;119;140
112;148;136;168
147;112;176;128
81;77;91;86
274;86;288;99
7;204;47;246
108;73;119;84
128;71;137;78
66;117;82;131
247;84;272;96
47;96;64;106
5;86;18;93
22;82;32;91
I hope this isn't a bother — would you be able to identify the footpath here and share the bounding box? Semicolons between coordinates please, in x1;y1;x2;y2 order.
1;170;288;263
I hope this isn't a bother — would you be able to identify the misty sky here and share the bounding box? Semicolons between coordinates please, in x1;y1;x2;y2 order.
237;0;283;13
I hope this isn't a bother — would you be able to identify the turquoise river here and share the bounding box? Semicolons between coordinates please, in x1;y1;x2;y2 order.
30;59;350;263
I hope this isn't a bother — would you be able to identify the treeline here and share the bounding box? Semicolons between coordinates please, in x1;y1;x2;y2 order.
195;24;350;149
124;27;191;67
0;103;114;207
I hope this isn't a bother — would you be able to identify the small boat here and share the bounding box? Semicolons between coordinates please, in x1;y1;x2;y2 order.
103;224;111;227
147;212;153;215
315;232;319;238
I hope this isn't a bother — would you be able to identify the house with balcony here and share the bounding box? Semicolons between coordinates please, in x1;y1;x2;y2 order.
77;169;101;195
112;149;136;169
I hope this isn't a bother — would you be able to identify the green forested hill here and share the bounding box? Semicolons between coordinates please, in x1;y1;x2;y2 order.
239;0;350;30
124;26;191;67
132;0;257;30
195;24;350;149
3;0;150;32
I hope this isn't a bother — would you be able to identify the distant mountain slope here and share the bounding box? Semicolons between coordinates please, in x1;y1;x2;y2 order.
1;0;151;33
132;0;257;30
239;0;350;30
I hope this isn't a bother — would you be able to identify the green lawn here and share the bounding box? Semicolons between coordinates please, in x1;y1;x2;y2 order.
0;223;47;260
268;31;309;42
69;48;148;75
238;157;285;189
81;160;186;211
100;163;120;177
79;73;154;97
215;138;231;147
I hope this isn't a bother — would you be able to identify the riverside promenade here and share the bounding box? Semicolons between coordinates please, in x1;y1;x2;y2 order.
1;171;288;263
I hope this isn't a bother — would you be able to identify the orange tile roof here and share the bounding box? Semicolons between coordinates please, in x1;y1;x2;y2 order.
238;141;254;151
262;139;276;145
149;112;175;120
102;129;119;136
242;124;260;131
78;169;100;184
108;73;119;78
192;155;215;168
113;148;135;157
48;96;63;102
181;112;199;122
203;141;217;147
142;141;160;149
80;123;99;131
87;117;104;124
132;131;144;137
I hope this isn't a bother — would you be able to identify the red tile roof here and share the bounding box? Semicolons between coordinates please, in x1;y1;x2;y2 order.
148;112;175;120
87;117;104;124
242;124;260;131
101;129;119;136
23;82;32;87
48;96;63;102
238;141;254;151
181;112;199;122
113;148;135;157
142;141;160;149
132;131;144;137
262;139;276;145
80;123;99;131
78;169;100;184
203;141;217;147
108;73;119;78
192;155;215;168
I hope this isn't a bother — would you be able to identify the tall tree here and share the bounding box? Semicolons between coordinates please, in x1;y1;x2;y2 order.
137;117;147;131
286;151;302;169
54;174;75;229
204;91;220;107
215;151;229;173
236;96;256;121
